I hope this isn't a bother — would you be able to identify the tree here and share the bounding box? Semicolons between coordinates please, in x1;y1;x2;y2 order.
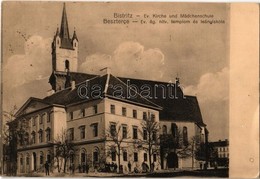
135;114;160;172
105;122;130;173
53;129;76;173
3;105;30;175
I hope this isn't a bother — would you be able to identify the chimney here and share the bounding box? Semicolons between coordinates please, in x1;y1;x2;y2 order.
100;67;111;76
47;89;55;96
71;81;76;90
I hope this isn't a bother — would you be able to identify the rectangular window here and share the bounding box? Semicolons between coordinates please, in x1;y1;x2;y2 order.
93;105;98;114
46;129;51;142
110;104;115;114
133;127;138;139
122;126;127;139
81;109;85;117
93;123;98;137
69;112;73;120
143;129;147;140
133;110;137;118
134;152;138;162
80;126;85;139
144;153;147;162
39;131;43;143
152;131;157;141
40;155;44;164
26;157;29;165
153;154;157;162
47;155;51;163
20;158;23;165
110;123;116;137
47;112;51;123
111;151;116;161
123;151;127;161
122;107;127;116
151;114;155;122
143;112;147;120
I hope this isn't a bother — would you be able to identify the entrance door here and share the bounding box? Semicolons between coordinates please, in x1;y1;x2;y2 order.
167;152;178;169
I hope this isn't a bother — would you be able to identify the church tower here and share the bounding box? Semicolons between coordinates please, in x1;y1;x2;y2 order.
49;3;79;91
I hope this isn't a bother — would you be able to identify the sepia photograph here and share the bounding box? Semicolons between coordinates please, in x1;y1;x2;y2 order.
1;1;258;178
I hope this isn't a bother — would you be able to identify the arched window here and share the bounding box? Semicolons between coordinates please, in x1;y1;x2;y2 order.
65;60;70;70
38;129;43;143
26;153;30;165
162;125;167;134
183;126;188;146
93;147;99;163
81;148;86;164
31;131;36;144
171;123;179;145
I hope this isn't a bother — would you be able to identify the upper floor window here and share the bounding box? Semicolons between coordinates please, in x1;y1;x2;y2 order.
133;127;138;139
122;107;127;116
31;131;36;144
133;110;137;118
93;105;98;114
68;128;74;141
153;154;157;162
144;153;147;162
152;131;157;141
151;114;155;121
69;112;74;120
80;109;85;118
110;105;115;114
46;128;51;142
33;116;36;126
143;112;147;120
38;129;43;143
123;151;127;161
47;112;51;123
92;123;98;137
110;123;116;137
39;114;44;124
122;125;127;139
79;126;85;139
143;128;147;140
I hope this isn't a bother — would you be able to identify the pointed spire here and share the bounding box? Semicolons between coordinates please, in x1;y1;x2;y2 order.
60;3;70;39
59;3;73;49
72;28;78;41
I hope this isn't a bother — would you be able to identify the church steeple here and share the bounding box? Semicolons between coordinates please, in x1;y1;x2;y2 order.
59;3;73;49
49;3;79;92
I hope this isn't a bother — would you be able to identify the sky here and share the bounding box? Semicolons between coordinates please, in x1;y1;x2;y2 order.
2;2;229;141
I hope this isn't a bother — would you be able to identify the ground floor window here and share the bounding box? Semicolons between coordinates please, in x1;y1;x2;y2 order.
123;151;127;161
93;151;99;162
144;153;147;162
111;151;116;161
153;154;157;162
134;152;138;162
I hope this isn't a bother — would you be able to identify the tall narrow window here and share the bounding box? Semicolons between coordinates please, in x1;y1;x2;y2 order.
31;131;36;144
80;126;85;139
65;60;70;70
171;123;179;145
134;152;138;162
38;130;43;143
110;123;116;137
69;112;74;120
39;114;44;124
151;114;155;122
143;112;147;120
47;112;51;123
153;154;157;162
93;105;98;114
133;127;138;139
133;109;137;118
110;105;115;114
40;152;44;165
144;153;147;162
122;107;127;116
46;128;51;142
68;128;74;141
93;150;99;162
122;125;127;139
92;123;98;137
183;126;188;146
33;116;36;126
162;125;167;134
81;109;85;117
123;151;127;161
111;149;116;161
143;129;147;140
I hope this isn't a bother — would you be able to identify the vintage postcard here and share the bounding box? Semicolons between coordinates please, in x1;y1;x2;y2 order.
1;2;259;178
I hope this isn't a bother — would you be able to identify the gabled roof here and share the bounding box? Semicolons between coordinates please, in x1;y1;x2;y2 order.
14;97;51;117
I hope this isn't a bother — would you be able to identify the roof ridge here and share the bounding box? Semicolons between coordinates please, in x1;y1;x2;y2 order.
111;74;163;109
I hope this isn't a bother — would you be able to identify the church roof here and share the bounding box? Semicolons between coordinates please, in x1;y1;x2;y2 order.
44;72;205;126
